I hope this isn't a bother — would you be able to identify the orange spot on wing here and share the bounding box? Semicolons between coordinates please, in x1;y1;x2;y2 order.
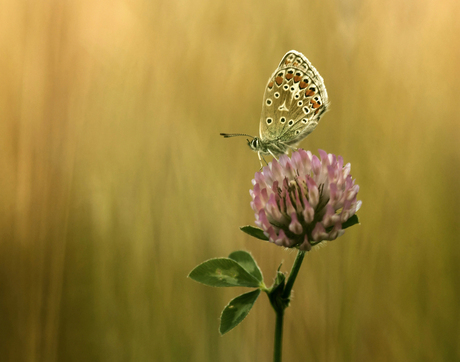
275;76;283;85
285;73;293;80
293;76;301;83
299;81;307;89
305;89;315;97
310;100;321;109
314;109;320;115
268;81;274;89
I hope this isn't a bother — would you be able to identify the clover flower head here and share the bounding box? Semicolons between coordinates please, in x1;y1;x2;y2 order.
250;149;361;251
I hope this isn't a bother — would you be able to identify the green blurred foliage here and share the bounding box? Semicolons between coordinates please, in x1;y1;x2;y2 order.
0;0;459;361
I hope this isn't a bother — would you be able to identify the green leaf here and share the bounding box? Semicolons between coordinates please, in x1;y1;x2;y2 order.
219;289;261;335
342;215;360;229
271;270;286;296
228;250;263;283
240;225;269;241
188;258;261;288
268;270;287;311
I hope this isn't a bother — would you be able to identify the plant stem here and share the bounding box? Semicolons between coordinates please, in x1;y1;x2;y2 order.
282;250;305;300
273;308;284;362
272;250;306;362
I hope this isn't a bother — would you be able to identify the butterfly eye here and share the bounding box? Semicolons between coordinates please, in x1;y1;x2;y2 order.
266;99;272;106
280;117;286;123
297;101;303;106
288;120;294;126
266;118;273;125
303;107;310;114
274;92;280;98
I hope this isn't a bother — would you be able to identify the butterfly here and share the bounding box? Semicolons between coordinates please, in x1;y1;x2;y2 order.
221;50;329;165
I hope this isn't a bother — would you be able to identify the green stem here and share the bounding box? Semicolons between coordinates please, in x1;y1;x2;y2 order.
273;308;284;362
282;250;306;300
272;250;306;362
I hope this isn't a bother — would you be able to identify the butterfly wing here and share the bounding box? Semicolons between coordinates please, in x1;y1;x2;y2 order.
259;50;329;149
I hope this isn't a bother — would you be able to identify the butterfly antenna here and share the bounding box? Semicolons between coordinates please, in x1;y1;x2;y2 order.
220;133;254;139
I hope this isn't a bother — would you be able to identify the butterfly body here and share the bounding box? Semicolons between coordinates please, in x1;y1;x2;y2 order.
247;137;290;156
221;50;329;164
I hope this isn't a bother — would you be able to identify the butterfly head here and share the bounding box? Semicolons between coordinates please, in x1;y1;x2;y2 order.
221;133;260;151
247;137;260;152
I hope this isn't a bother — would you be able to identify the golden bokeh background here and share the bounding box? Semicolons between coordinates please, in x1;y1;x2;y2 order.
1;0;459;361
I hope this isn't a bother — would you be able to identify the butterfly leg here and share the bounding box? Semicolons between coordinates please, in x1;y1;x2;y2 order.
267;149;279;161
280;142;297;153
257;152;271;169
257;152;264;168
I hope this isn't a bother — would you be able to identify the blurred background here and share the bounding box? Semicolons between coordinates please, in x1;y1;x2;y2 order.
1;0;459;361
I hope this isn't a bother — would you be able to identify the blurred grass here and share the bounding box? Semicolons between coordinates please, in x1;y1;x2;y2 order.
1;0;459;361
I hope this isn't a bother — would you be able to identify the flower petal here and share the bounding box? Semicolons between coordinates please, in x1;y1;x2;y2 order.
289;213;303;235
266;194;285;223
306;176;319;208
301;197;314;223
311;155;321;176
298;234;312;251
322;204;340;228
327;222;344;240
312;222;328;242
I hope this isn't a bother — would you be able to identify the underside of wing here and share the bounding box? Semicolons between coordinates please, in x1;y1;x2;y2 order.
259;50;329;146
